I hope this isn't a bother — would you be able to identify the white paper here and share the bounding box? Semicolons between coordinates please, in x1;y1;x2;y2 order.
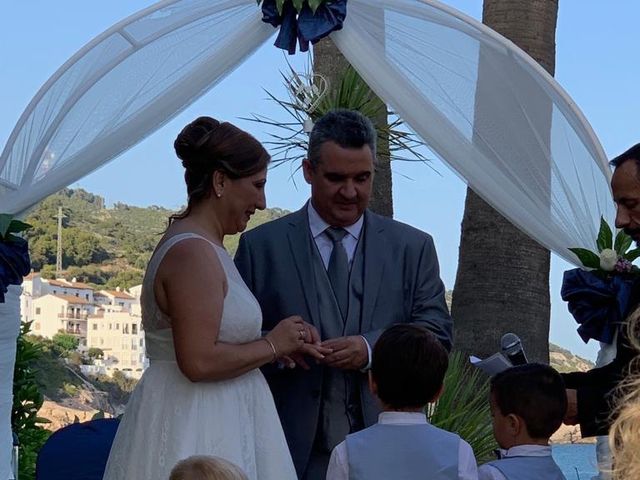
469;353;513;376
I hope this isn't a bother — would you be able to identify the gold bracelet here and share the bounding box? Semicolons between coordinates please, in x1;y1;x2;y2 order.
262;337;277;363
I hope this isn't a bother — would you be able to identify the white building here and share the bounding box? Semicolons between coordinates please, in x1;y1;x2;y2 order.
31;294;94;344
86;309;146;378
44;278;95;302
22;274;147;378
94;288;136;313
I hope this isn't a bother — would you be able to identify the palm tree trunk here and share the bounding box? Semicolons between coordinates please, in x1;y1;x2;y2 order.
451;0;558;363
313;38;393;217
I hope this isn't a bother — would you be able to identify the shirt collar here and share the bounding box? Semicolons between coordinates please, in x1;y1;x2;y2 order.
378;411;428;425
307;201;364;241
500;444;552;458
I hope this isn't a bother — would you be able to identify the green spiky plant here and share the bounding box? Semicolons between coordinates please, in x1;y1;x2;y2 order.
245;61;433;173
428;351;497;463
12;321;51;480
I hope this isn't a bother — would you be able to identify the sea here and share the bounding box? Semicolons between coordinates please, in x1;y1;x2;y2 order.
552;444;600;480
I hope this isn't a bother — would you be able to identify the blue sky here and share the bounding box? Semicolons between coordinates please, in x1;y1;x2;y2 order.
2;1;640;360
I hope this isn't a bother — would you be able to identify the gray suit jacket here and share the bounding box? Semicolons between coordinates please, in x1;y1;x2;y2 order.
234;205;452;474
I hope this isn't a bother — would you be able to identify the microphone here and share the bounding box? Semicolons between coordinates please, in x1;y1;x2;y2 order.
501;333;528;366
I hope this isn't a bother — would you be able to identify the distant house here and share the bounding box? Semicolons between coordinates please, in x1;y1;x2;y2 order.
22;274;147;378
94;288;136;313
43;278;95;303
31;294;94;345
86;309;146;378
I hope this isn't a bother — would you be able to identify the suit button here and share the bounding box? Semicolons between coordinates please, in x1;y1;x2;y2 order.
312;389;321;398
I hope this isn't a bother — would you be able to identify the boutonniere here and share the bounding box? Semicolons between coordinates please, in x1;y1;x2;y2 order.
562;218;639;344
569;217;640;275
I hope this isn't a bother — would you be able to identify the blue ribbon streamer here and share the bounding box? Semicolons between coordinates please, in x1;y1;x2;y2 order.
0;238;31;303
261;0;347;55
561;268;636;344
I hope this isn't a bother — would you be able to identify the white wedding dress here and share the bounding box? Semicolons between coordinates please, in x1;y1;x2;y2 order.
102;233;297;480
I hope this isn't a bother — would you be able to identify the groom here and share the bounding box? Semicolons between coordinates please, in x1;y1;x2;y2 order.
235;109;452;479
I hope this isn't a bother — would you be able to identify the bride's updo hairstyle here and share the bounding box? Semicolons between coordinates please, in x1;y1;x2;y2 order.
170;116;270;223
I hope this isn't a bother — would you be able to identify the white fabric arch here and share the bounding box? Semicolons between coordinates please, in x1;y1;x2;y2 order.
0;0;612;260
0;1;614;471
0;0;273;214
336;0;614;264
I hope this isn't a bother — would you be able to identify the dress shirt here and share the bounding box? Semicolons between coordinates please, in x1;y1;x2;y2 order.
307;202;372;368
307;201;364;268
478;444;554;480
326;411;479;480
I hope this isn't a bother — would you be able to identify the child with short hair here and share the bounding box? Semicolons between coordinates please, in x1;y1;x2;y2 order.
169;455;248;480
326;324;478;480
479;363;567;480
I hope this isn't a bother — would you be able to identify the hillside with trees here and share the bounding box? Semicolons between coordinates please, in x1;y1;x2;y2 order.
23;188;288;288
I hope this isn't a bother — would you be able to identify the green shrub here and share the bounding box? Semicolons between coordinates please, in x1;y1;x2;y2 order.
12;322;51;480
52;332;79;354
62;382;79;396
428;351;497;463
87;348;104;360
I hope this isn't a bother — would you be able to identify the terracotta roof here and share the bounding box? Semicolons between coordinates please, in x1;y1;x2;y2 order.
67;281;92;290
102;290;135;300
51;294;90;304
46;279;93;290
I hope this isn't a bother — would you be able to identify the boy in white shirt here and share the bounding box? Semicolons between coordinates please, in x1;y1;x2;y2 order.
479;364;567;480
326;324;477;480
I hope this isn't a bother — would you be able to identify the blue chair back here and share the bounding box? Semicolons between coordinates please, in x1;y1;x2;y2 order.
36;417;119;480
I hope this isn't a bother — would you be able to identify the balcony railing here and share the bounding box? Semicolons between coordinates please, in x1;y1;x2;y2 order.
65;327;83;335
58;313;89;320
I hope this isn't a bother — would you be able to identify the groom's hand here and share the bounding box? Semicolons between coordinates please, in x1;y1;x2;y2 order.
279;344;332;370
320;336;368;370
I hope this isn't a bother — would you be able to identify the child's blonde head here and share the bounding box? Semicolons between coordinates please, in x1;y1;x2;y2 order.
169;455;248;480
610;308;640;480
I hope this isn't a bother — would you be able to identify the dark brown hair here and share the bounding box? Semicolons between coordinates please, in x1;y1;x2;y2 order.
169;116;270;223
610;143;640;174
372;324;449;409
491;363;567;439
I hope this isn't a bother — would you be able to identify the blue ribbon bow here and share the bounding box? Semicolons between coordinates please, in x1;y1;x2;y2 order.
0;237;31;303
561;268;636;344
261;0;347;55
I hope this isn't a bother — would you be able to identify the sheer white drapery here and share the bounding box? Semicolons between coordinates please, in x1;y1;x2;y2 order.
0;0;273;215
334;0;614;264
0;0;615;471
0;0;612;261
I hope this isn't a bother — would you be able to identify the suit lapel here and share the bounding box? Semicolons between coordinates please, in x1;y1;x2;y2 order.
362;211;386;332
287;206;320;328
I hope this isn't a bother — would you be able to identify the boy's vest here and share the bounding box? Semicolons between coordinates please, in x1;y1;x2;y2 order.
345;423;459;479
485;455;566;480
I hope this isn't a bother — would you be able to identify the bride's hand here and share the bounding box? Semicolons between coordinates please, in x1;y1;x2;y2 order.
268;319;332;369
266;315;308;358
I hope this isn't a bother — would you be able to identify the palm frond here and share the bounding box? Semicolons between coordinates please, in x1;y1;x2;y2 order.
428;351;497;463
246;61;433;168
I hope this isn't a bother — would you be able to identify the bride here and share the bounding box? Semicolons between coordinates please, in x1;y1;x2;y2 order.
103;117;328;480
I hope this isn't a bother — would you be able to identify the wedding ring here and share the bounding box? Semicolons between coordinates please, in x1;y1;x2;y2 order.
299;330;306;339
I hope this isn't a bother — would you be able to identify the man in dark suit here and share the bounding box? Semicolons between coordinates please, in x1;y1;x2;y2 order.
562;143;640;436
235;110;452;479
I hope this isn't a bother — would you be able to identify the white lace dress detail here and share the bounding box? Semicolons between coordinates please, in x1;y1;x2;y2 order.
102;233;296;480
